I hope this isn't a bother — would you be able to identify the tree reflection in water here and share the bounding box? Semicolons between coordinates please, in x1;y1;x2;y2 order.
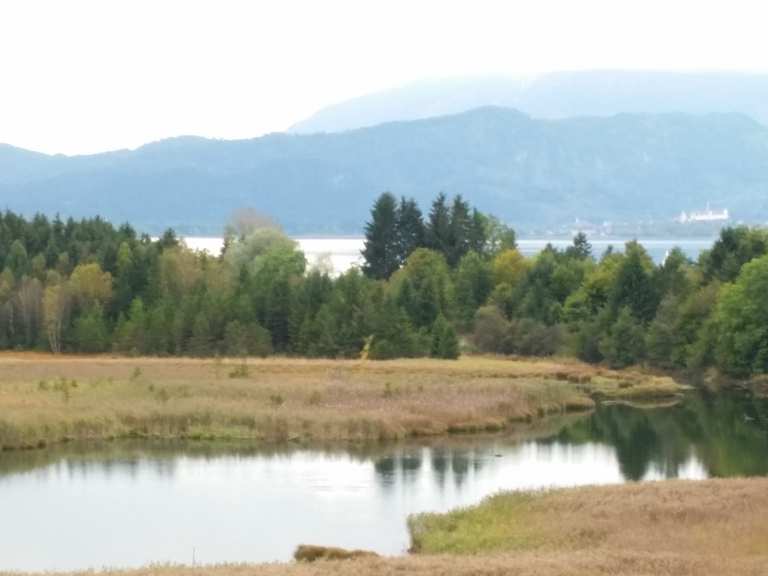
368;391;768;487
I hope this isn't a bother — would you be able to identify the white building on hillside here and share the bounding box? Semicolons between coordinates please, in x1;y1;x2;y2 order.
677;204;729;224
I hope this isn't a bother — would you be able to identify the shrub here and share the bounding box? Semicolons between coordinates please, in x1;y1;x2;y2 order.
472;305;510;354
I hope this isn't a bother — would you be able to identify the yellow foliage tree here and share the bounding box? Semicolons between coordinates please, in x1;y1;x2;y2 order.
69;263;113;308
492;248;527;288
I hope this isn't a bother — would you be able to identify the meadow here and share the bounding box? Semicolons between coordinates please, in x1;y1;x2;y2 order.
0;353;683;450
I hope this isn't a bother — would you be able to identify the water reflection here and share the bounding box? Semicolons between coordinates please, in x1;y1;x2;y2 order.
0;392;766;571
551;391;768;480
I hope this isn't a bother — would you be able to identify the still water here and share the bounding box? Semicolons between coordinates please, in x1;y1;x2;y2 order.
1;391;765;571
184;237;716;275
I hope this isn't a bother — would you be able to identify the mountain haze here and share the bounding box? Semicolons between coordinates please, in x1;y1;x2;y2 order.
290;71;768;134
2;107;768;234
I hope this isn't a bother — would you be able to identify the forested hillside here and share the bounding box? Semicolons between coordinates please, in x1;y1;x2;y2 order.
2;107;768;234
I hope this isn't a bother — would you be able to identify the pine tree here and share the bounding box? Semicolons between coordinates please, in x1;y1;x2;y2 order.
454;251;493;327
6;240;28;279
610;243;658;323
599;307;645;368
430;314;460;359
567;232;592;260
362;192;399;279
425;193;451;257
468;209;488;255
369;297;418;359
447;195;472;266
439;323;460;359
395;197;425;265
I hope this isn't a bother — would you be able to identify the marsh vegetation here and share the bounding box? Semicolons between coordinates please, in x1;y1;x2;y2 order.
0;354;683;451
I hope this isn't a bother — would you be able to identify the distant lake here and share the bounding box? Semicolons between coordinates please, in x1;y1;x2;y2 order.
184;236;716;275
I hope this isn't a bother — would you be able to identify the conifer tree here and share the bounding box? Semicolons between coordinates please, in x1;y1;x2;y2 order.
599;307;645;368
447;195;472;266
610;243;658;323
369;296;418;359
430;314;460;359
362;192;400;279
469;209;489;255
395;196;425;265
567;232;592;260
425;193;451;257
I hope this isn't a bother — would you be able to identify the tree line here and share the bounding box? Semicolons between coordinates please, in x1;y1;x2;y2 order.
2;203;768;378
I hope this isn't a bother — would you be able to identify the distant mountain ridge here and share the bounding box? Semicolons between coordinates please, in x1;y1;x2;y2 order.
2;107;768;235
290;71;768;134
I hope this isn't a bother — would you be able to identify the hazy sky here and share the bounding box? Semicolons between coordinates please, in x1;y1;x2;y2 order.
1;0;767;155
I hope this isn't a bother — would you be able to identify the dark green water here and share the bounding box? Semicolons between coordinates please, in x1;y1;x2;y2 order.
0;391;766;571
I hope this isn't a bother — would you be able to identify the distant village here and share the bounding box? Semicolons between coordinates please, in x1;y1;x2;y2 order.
524;205;735;239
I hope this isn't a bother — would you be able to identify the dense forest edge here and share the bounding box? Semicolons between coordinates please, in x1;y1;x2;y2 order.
1;196;768;383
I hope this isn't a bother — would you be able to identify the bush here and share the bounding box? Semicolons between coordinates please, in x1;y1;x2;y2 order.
224;320;273;357
472;305;510;354
504;318;562;357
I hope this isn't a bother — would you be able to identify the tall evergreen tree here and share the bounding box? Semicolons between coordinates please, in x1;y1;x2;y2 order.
431;314;460;359
395;197;425;265
567;232;592;260
610;243;658;323
425;193;451;257
468;209;488;255
447;195;473;266
362;192;400;279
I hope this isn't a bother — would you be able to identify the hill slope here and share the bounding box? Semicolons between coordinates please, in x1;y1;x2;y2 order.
2;107;768;234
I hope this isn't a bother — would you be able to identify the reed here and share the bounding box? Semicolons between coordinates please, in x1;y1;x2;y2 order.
0;353;684;451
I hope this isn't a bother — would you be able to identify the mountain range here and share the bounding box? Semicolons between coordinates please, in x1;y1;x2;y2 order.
290;71;768;134
2;106;768;235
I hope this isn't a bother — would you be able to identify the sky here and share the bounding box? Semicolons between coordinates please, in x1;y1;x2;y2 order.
1;0;767;155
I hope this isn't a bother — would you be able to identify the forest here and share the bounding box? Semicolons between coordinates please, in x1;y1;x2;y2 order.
1;197;767;378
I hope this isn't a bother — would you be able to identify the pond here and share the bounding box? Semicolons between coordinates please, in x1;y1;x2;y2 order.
1;391;766;571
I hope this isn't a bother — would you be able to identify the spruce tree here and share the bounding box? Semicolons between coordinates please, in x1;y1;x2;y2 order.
369;297;418;359
425;193;451;258
599;307;645;368
567;232;592;260
395;196;425;265
447;195;472;266
610;243;658;323
469;209;488;255
362;192;399;279
431;314;460;359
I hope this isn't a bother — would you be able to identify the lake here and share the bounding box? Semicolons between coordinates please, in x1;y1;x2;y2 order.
183;237;716;275
1;390;766;571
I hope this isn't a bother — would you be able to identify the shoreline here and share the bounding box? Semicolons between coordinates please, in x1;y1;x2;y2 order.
3;477;766;576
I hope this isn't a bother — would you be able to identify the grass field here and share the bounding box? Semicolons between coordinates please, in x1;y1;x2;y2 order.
5;478;766;576
0;353;683;450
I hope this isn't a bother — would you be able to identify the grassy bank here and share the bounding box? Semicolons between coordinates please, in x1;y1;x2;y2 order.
6;478;767;576
409;478;768;557
0;353;683;450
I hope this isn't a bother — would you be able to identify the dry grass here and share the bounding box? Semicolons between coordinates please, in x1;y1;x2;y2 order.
8;553;765;576
6;478;767;576
409;478;768;557
0;353;683;450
